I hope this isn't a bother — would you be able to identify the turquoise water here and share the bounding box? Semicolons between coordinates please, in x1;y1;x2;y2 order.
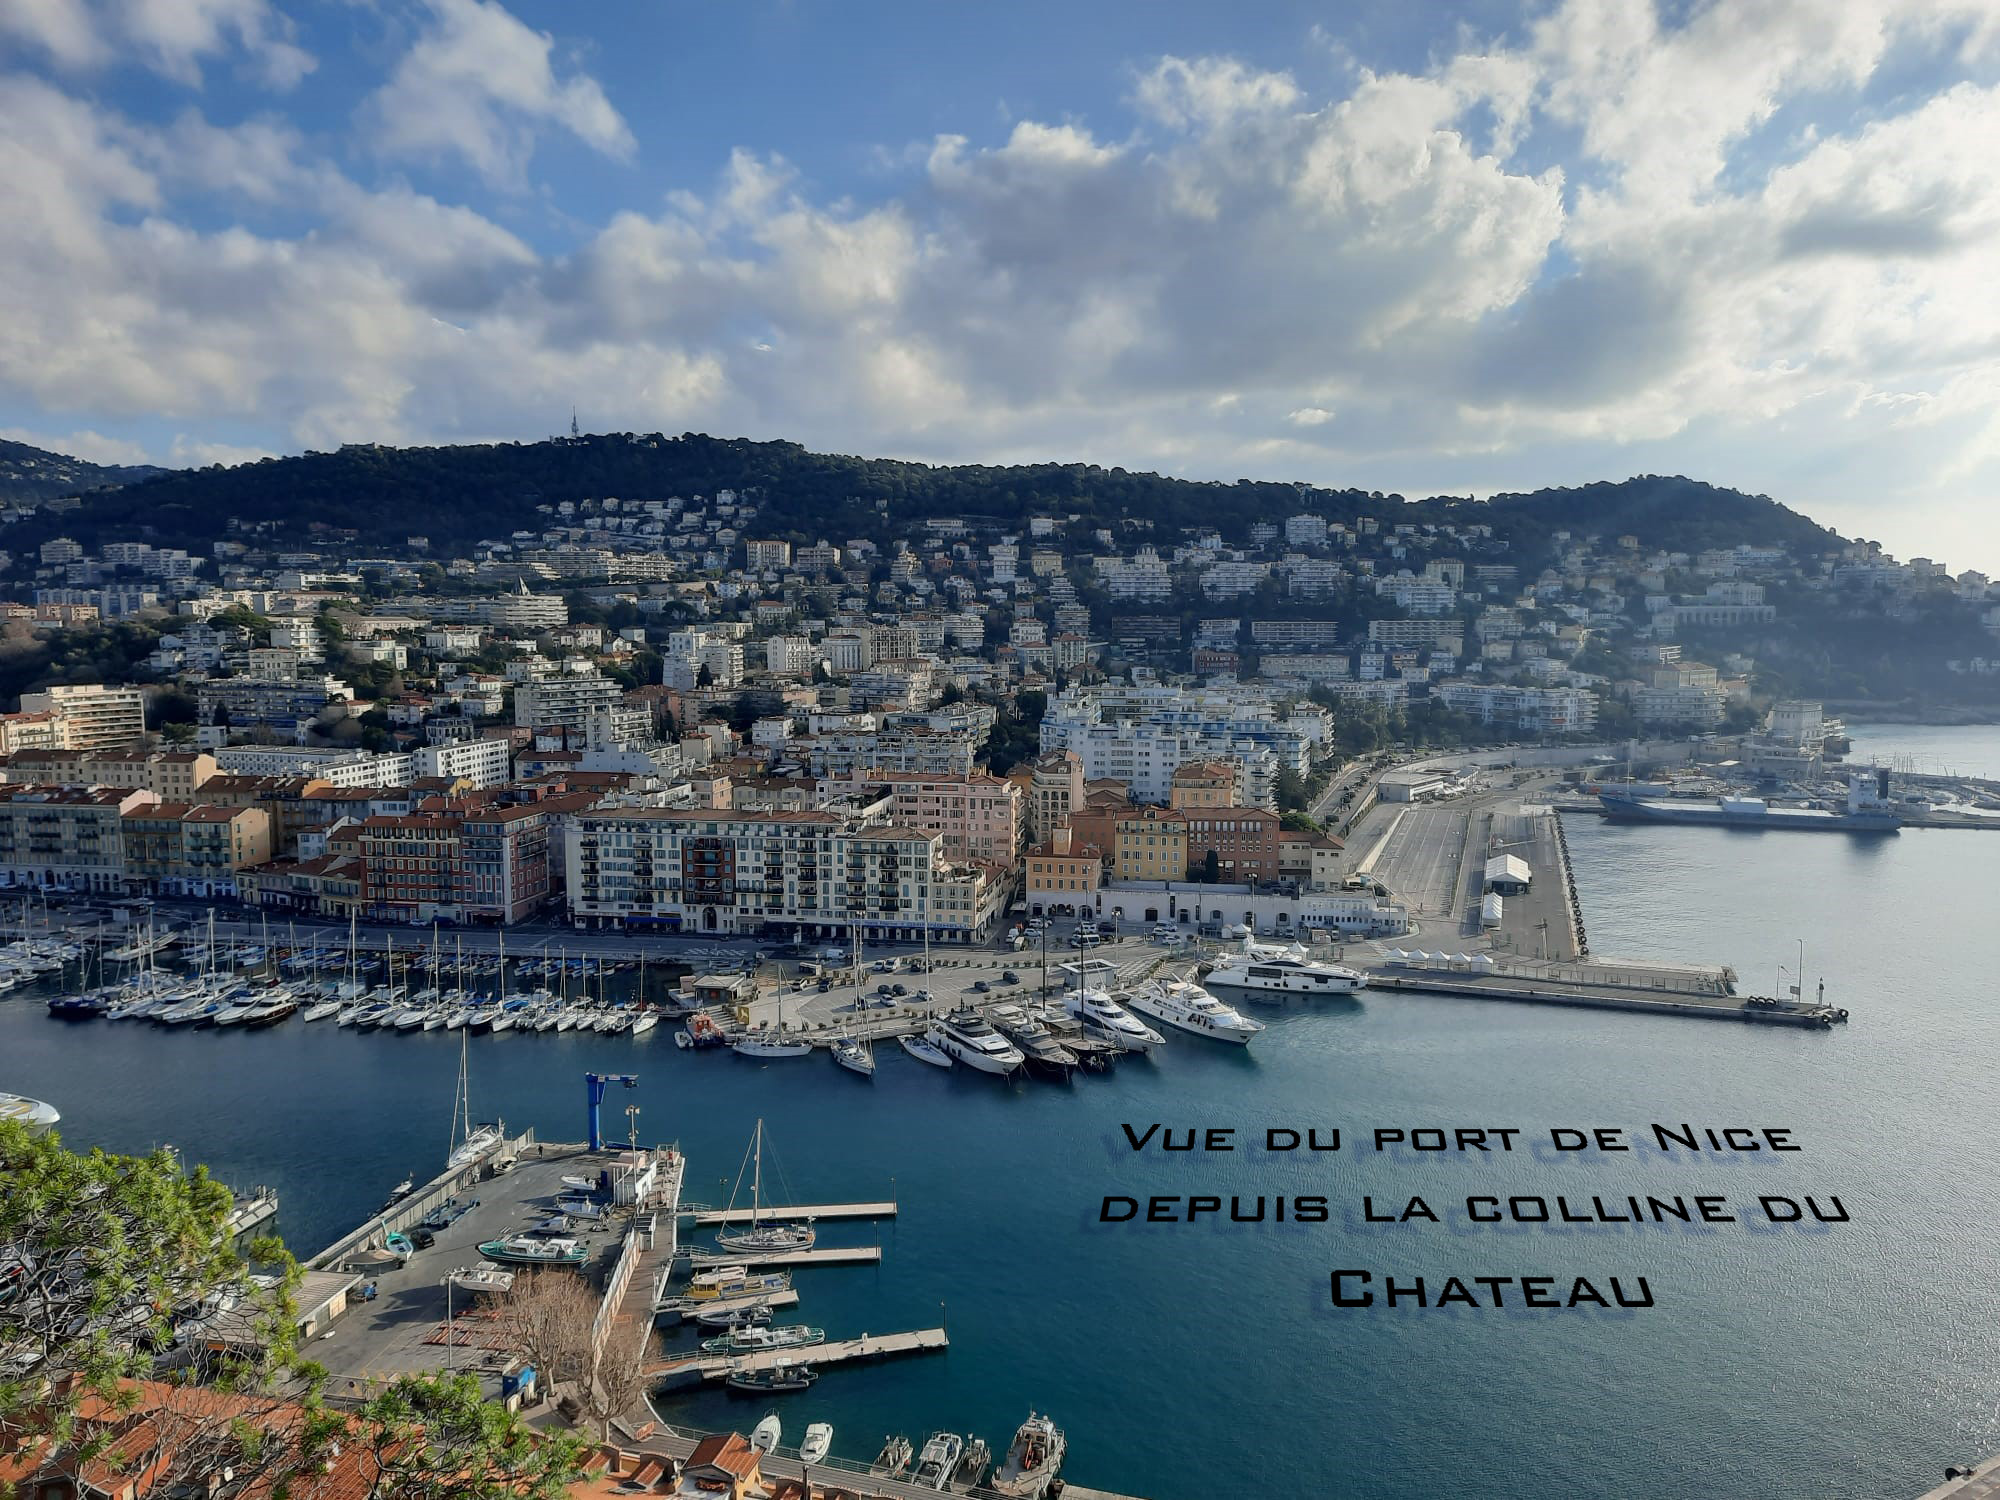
8;727;2000;1496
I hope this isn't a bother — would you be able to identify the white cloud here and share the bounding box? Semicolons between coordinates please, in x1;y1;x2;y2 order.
360;0;633;185
0;425;152;465
0;0;313;87
4;0;2000;567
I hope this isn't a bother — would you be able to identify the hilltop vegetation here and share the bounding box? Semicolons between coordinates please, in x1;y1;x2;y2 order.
9;432;1844;565
0;437;169;506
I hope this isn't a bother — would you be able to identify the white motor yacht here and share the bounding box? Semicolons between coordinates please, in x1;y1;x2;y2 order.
1062;987;1164;1051
926;1009;1025;1075
1205;936;1366;996
1124;977;1265;1044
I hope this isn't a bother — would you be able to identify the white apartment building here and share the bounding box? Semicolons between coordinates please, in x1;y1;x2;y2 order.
1095;547;1173;601
1432;681;1598;735
513;674;625;734
20;685;147;752
413;736;513;788
213;746;417;786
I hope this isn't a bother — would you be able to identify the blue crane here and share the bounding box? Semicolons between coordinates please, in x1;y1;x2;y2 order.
585;1072;638;1151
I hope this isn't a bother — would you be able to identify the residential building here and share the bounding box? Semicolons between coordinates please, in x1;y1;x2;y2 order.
0;784;153;892
20;684;147;751
842;769;1022;869
1432;681;1599;735
1113;805;1188;881
120;803;273;897
1023;825;1105;915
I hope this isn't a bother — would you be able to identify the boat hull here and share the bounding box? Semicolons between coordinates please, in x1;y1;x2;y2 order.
1598;796;1901;832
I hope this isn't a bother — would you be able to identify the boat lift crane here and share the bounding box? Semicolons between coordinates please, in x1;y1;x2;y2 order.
585;1072;638;1151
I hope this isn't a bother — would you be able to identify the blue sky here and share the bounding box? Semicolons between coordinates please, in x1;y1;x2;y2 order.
3;0;1999;569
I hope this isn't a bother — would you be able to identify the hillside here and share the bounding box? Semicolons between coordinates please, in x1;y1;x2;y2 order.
0;439;170;507
9;432;1845;563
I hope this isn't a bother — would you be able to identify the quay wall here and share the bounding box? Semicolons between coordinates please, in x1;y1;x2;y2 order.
309;1126;537;1271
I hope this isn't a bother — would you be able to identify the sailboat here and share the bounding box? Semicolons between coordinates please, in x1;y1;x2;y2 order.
445;1028;503;1172
832;919;874;1075
714;1120;816;1253
731;976;811;1059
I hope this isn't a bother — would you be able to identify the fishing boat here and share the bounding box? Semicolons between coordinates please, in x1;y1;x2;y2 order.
956;1437;992;1486
750;1414;781;1453
714;1121;816;1252
698;1323;825;1355
727;1362;817;1394
800;1423;833;1463
926;1009;1025;1075
898;1033;953;1068
990;1412;1065;1498
1124;976;1264;1044
684;1265;792;1301
675;1012;728;1050
912;1433;964;1489
447;1264;516;1295
831;1035;874;1076
385;1232;416;1261
870;1436;914;1477
475;1235;586;1268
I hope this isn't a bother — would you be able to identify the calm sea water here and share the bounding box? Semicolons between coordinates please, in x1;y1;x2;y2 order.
1847;721;2000;780
8;726;2000;1497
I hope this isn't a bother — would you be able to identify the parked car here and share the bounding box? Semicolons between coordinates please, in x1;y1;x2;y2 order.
409;1228;435;1250
971;980;990;994
1000;970;1019;985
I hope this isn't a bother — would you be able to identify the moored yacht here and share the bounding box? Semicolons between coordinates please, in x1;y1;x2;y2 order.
1062;987;1164;1052
926;1009;1025;1075
1124;977;1264;1044
987;1005;1078;1077
1205;936;1366;996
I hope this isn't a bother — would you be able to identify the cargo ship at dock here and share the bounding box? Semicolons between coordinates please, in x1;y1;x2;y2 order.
1597;770;1902;834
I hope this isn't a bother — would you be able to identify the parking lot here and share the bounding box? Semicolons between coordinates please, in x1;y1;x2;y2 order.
312;1148;628;1398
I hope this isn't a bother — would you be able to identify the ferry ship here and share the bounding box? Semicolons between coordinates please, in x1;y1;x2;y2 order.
1598;770;1901;834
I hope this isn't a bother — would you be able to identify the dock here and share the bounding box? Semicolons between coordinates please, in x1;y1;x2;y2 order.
688;1200;895;1225
1362;971;1843;1027
682;1245;882;1270
648;1326;947;1387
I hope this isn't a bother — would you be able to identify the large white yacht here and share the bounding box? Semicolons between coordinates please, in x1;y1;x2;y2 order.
1205;936;1366;996
927;1009;1026;1075
1123;977;1265;1044
1062;987;1164;1051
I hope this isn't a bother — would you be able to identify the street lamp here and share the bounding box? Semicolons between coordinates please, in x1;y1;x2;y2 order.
440;1274;456;1372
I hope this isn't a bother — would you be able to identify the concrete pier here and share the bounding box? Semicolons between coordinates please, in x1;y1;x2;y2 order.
648;1326;948;1387
684;1245;882;1269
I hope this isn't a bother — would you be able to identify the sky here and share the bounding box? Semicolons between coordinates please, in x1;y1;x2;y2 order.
2;0;1999;570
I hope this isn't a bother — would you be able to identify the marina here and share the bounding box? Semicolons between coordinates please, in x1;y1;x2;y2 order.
691;1201;898;1225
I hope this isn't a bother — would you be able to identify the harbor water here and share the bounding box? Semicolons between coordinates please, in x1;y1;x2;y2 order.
7;725;2000;1497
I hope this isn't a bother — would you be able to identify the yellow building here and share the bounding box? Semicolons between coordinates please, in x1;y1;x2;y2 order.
1113;805;1188;881
1023;826;1104;913
1169;759;1239;810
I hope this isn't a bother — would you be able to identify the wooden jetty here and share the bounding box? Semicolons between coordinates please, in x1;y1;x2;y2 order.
688;1199;895;1225
648;1326;947;1387
683;1245;882;1270
654;1288;800;1321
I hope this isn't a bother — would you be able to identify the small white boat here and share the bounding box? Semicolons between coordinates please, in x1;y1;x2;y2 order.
899;1034;953;1068
832;1035;874;1076
629;1011;658;1036
751;1414;781;1454
800;1422;833;1463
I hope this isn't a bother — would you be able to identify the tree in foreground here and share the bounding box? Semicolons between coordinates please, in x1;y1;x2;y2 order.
352;1373;587;1500
482;1270;656;1440
0;1119;307;1456
0;1125;589;1500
